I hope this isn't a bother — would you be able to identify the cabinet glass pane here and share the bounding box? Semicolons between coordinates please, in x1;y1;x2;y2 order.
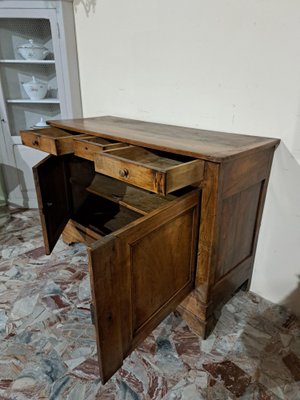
7;103;60;136
0;17;60;136
1;64;57;100
0;18;53;60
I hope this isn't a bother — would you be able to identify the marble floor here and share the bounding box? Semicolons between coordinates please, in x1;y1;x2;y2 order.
0;209;299;400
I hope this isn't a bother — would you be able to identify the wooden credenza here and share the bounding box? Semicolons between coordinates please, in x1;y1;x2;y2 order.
21;116;280;382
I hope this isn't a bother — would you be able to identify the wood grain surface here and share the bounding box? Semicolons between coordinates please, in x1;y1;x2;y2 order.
88;190;200;382
49;116;280;161
27;116;280;380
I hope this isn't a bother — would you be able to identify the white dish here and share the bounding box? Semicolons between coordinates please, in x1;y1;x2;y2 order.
17;39;50;60
22;76;48;100
33;117;48;128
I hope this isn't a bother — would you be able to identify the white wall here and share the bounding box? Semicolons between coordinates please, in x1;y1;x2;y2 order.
73;0;300;314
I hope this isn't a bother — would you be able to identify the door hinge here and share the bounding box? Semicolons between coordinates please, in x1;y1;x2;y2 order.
90;303;95;325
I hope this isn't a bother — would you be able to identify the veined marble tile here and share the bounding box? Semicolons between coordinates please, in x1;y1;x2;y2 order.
0;209;299;400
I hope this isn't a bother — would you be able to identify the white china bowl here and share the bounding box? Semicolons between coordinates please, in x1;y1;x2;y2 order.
22;76;48;100
17;39;50;61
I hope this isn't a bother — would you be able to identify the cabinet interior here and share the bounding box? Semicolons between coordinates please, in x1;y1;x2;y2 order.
73;193;142;237
76;136;119;146
67;156;195;240
103;146;195;170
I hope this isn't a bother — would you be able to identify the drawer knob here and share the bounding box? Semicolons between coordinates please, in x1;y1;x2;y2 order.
119;168;129;178
32;140;39;146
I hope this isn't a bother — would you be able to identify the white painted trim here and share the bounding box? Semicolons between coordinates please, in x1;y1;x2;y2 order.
6;99;60;104
0;60;55;64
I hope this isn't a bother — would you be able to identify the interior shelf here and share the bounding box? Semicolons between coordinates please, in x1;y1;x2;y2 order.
87;174;175;215
0;59;55;64
6;98;60;104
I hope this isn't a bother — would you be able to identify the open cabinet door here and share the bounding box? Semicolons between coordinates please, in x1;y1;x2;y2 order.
88;190;200;382
33;155;72;254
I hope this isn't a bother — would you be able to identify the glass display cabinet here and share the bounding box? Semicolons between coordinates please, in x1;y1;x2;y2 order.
0;0;82;207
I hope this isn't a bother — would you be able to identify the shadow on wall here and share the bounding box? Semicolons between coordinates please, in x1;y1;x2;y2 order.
73;0;97;16
281;276;300;317
266;143;300;318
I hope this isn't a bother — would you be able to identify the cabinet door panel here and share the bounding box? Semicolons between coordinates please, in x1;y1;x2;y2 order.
88;235;124;382
88;190;200;382
33;155;72;254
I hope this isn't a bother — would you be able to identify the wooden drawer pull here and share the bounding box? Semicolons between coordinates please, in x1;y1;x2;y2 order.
32;139;39;146
119;168;129;178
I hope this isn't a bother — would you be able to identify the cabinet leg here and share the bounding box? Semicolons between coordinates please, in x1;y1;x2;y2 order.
177;304;220;339
237;279;250;292
176;304;205;338
178;278;252;338
62;231;76;246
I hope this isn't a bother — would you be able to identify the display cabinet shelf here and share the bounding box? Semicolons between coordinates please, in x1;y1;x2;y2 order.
0;60;55;64
6;98;60;104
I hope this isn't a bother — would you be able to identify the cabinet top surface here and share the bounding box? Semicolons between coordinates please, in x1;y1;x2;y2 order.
49;116;280;162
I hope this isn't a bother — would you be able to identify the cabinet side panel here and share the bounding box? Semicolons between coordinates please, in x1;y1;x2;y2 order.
221;148;273;198
207;148;275;324
178;147;276;338
213;148;275;286
215;182;263;281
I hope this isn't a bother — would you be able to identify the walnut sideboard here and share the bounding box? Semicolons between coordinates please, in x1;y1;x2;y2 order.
20;116;280;382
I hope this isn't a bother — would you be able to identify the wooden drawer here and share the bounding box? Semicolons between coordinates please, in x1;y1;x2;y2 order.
20;127;87;155
94;146;205;195
73;136;128;161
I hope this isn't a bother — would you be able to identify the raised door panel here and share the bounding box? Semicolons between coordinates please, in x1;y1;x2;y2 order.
33;154;72;254
88;191;200;382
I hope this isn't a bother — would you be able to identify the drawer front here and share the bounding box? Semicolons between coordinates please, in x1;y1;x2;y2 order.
21;130;60;154
94;146;204;195
95;154;166;193
74;137;128;161
21;128;87;156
